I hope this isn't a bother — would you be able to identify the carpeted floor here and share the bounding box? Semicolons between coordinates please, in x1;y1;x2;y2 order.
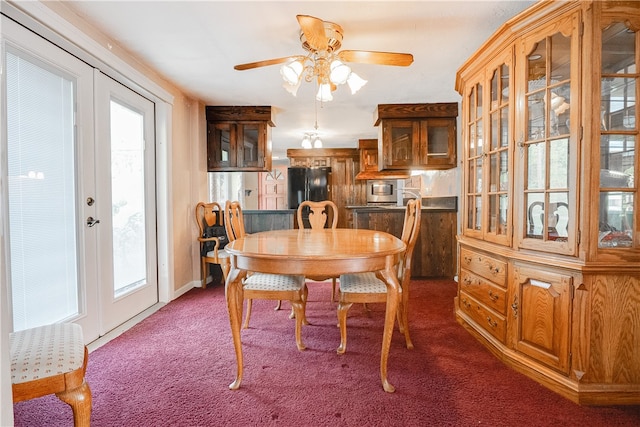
13;279;640;426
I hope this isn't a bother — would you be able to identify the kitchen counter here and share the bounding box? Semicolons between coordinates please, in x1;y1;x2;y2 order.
346;196;457;212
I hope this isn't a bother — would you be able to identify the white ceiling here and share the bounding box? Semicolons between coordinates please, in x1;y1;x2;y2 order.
62;0;537;159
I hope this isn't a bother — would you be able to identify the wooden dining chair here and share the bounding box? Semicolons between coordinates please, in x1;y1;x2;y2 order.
11;323;92;426
296;200;339;302
225;201;308;334
337;198;422;354
195;202;231;288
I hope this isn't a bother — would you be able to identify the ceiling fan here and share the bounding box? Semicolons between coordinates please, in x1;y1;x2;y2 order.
234;15;414;101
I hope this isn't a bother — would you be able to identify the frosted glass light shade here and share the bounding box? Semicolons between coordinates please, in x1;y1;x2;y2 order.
347;72;367;94
329;60;351;85
283;78;301;96
316;83;333;102
280;60;303;85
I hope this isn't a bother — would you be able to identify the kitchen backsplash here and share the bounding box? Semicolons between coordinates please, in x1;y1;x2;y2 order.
405;169;460;197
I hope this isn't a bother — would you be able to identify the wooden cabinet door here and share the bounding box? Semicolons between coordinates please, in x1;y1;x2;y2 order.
420;118;457;168
237;122;265;169
515;11;579;256
509;263;572;374
461;49;513;246
207;121;234;169
380;119;419;169
360;141;379;173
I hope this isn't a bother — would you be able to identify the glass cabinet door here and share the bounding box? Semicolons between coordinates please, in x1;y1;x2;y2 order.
463;50;512;246
381;119;417;169
207;121;233;169
485;60;511;245
598;20;638;250
517;12;579;256
465;81;484;238
237;122;264;169
422;118;456;168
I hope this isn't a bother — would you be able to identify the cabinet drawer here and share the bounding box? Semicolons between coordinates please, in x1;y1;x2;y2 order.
459;269;507;315
459;292;506;343
460;247;507;287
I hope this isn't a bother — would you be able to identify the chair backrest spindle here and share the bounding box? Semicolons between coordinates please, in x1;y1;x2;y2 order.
296;200;338;229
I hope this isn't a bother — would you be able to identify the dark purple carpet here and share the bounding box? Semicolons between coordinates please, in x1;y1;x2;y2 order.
13;279;640;426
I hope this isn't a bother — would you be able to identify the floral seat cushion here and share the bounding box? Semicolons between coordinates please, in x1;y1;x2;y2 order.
10;323;85;384
340;272;387;294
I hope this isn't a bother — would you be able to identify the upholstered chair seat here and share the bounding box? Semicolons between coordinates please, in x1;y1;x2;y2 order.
11;323;92;426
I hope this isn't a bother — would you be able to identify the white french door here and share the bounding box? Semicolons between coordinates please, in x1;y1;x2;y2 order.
94;72;157;334
2;16;158;342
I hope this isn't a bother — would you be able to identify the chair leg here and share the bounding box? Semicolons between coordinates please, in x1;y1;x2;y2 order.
56;380;92;427
291;298;306;351
399;290;413;350
331;278;337;302
336;301;353;354
274;300;282;311
200;259;208;288
288;287;310;325
242;299;253;329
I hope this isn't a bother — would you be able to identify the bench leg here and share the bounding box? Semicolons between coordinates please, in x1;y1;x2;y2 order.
56;380;92;427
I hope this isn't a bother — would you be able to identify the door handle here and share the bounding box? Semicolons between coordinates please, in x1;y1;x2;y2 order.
87;217;100;227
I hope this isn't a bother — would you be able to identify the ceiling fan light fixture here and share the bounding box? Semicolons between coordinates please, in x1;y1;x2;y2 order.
280;59;304;85
329;59;351;85
283;78;302;96
346;72;367;94
316;83;333;102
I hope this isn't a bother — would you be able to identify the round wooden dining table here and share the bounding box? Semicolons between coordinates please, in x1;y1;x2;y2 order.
224;228;406;393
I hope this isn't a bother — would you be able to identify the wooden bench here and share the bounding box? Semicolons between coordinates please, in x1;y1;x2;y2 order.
11;323;92;426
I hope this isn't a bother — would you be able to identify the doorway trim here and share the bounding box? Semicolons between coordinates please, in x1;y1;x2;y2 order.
0;3;178;422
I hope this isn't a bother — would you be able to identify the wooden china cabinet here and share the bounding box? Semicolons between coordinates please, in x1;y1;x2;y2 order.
455;1;640;405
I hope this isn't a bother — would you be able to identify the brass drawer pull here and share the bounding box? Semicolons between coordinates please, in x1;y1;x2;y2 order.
487;317;498;328
488;290;499;302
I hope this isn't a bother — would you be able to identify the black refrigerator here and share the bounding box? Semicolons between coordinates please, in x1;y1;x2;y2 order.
287;166;331;210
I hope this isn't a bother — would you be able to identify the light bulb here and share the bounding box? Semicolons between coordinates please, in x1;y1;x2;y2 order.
313;136;323;148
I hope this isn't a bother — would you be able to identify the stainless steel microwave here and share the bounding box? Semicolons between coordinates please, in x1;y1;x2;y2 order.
366;180;399;204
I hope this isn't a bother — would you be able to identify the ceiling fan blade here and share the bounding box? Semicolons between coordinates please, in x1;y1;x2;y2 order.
297;15;328;52
234;56;305;71
338;50;414;67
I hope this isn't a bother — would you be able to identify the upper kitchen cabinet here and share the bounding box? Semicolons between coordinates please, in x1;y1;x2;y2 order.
206;106;273;172
455;1;640;405
374;103;458;171
355;139;410;180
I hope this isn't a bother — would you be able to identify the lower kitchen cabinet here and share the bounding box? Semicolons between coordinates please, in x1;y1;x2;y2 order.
350;205;457;279
242;210;294;234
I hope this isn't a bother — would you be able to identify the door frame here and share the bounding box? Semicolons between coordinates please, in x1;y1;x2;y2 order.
1;3;175;424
